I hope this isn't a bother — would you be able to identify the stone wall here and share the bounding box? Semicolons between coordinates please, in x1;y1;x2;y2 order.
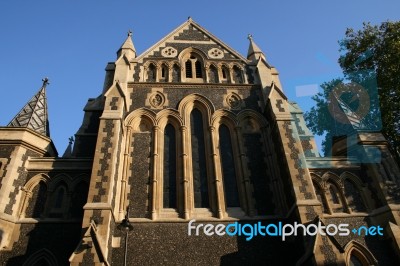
0;223;82;265
111;221;298;265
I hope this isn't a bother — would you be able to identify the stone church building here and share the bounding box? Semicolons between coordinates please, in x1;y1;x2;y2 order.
1;19;400;265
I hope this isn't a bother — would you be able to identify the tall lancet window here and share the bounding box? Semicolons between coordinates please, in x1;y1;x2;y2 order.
147;63;156;82
209;65;218;83
185;60;193;78
184;53;204;81
233;66;243;84
195;60;202;78
191;108;209;208
172;64;180;82
160;64;169;82
163;124;177;208
219;124;240;207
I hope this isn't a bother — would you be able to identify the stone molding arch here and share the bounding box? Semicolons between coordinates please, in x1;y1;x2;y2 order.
178;47;208;62
23;248;58;266
19;174;50;219
322;171;343;188
143;60;158;69
231;62;245;70
323;172;347;213
178;93;215;125
169;60;180;68
211;109;238;128
341;172;369;212
23;174;50;192
311;173;323;186
311;173;329;213
311;174;324;191
207;62;219;69
156;108;184;130
341;171;364;189
48;173;72;192
237;109;269;129
125;108;157;129
218;62;230;69
344;240;377;266
71;174;90;190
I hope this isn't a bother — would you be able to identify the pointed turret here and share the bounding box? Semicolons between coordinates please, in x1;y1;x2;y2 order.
7;78;50;137
247;34;266;62
62;136;74;158
117;30;136;59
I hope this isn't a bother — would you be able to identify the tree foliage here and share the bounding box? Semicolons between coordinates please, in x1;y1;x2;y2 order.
305;21;400;156
304;79;341;154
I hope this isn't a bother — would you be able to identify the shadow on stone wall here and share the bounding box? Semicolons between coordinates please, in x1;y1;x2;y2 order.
110;220;300;265
219;221;300;265
0;170;88;265
2;223;82;266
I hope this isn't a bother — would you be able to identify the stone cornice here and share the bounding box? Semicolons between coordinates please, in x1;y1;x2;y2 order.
0;127;57;156
26;158;93;171
128;82;259;90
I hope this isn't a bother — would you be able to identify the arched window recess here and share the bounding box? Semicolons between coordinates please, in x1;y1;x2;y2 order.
180;50;205;83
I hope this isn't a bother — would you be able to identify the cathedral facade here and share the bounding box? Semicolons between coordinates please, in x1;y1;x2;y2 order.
1;19;400;265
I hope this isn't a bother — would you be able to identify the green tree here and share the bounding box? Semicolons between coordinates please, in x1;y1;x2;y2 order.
305;21;400;157
304;79;341;154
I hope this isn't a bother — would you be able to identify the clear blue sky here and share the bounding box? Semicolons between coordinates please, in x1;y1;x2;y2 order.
1;1;399;154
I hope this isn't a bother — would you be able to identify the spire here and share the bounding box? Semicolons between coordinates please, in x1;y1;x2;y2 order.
62;136;74;158
247;34;266;62
7;78;50;137
117;30;136;59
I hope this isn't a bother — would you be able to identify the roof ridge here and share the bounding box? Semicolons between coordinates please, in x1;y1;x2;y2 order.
136;19;248;62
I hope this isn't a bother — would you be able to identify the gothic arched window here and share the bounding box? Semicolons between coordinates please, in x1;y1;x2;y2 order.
221;65;229;83
54;186;65;209
313;180;328;214
172;64;180;82
345;243;377;266
147;63;156;82
349;252;364;266
25;181;47;218
185;60;192;78
195;60;202;78
160;64;168;82
23;249;58;266
219;124;239;207
71;181;89;218
129;118;152;218
327;182;344;213
163;124;177;208
329;184;340;204
209;65;218;83
184;53;204;82
49;183;68;218
233;65;243;84
241;117;270;215
191;108;209;208
344;179;366;212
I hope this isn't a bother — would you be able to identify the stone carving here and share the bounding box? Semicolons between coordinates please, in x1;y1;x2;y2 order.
226;93;241;109
161;47;178;58
208;48;224;59
150;92;165;108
